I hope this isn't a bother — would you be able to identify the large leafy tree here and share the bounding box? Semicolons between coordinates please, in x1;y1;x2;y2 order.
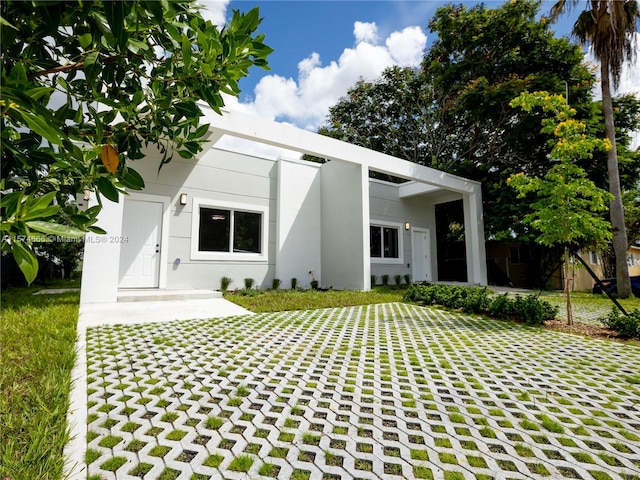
550;0;640;298
0;0;273;283
423;0;596;239
318;66;471;173
319;1;594;237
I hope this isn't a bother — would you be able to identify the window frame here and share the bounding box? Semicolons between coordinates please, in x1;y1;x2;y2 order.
369;220;404;265
190;198;268;261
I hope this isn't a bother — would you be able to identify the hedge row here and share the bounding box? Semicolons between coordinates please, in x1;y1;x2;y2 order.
403;284;558;326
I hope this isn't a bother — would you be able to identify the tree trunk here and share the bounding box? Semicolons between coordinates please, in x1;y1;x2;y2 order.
564;248;573;325
601;57;631;298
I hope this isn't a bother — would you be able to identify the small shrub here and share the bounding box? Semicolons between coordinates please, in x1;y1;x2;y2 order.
272;278;281;290
291;277;298;289
244;278;255;289
371;275;377;287
310;280;319;290
381;274;389;286
599;308;640;339
404;274;411;285
460;287;490;314
220;276;232;292
394;274;402;286
488;294;511;320
511;295;558;325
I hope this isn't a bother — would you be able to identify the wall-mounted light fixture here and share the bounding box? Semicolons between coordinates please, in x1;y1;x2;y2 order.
404;222;411;231
179;193;188;205
83;188;91;201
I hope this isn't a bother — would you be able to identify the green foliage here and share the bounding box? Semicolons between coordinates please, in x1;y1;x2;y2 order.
507;92;613;250
220;276;233;292
394;274;402;286
599;308;640;339
0;1;273;282
403;284;558;325
487;294;512;320
271;278;281;290
291;278;298;289
381;274;389;286
510;295;558;326
404;284;491;313
244;278;256;289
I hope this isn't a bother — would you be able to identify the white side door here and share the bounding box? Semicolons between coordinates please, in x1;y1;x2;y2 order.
411;228;431;282
118;199;163;288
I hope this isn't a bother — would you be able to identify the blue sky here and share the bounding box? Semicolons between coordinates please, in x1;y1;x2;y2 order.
200;0;639;152
230;0;577;97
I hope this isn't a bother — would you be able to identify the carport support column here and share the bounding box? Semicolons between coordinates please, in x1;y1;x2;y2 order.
463;191;487;285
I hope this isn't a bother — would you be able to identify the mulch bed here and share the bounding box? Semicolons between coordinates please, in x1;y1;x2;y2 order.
543;318;623;341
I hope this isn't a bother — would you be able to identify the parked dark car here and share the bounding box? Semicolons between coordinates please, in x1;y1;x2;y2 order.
593;276;640;297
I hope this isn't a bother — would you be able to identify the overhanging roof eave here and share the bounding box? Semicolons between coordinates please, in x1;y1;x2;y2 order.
202;107;481;195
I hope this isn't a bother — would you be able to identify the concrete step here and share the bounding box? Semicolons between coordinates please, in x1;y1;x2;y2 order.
117;289;222;302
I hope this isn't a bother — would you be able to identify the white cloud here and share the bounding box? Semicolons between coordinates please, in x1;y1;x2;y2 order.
197;0;229;26
238;22;427;135
386;26;429;66
354;21;379;44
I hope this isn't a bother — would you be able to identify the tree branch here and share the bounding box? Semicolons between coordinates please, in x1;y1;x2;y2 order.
27;54;129;80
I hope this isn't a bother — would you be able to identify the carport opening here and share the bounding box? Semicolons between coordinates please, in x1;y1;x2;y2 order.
435;200;467;282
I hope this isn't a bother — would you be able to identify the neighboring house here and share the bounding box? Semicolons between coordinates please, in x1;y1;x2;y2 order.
487;240;640;292
567;245;640;292
80;108;487;304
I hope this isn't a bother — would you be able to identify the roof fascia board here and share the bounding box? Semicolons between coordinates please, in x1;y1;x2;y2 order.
203;108;479;195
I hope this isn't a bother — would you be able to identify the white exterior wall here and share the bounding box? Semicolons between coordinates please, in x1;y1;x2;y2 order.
80;108;487;304
117;147;278;291
368;180;437;283
320;160;369;290
276;159;322;289
80;195;124;303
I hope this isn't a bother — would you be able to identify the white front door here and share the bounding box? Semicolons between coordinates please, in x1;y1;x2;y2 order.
119;199;163;288
412;228;431;282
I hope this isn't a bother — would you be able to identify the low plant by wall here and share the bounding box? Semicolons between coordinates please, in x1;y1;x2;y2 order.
404;284;558;326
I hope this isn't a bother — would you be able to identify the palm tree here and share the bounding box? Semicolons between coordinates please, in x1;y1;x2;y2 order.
551;0;639;298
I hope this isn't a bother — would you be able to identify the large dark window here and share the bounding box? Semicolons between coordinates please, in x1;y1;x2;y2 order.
199;207;261;254
370;225;399;259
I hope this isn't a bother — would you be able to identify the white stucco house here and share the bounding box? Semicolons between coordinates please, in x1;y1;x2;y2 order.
80;108;487;304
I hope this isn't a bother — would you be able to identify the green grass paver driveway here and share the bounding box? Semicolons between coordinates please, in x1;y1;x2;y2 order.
85;303;640;480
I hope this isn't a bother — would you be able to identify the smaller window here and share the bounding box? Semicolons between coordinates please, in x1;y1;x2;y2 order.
370;224;399;259
589;251;600;265
191;199;267;261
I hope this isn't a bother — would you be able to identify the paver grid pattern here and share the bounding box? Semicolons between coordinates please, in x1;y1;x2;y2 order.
85;303;640;480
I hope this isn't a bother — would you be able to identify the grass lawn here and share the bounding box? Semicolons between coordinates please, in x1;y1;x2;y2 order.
0;282;79;480
224;285;407;312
